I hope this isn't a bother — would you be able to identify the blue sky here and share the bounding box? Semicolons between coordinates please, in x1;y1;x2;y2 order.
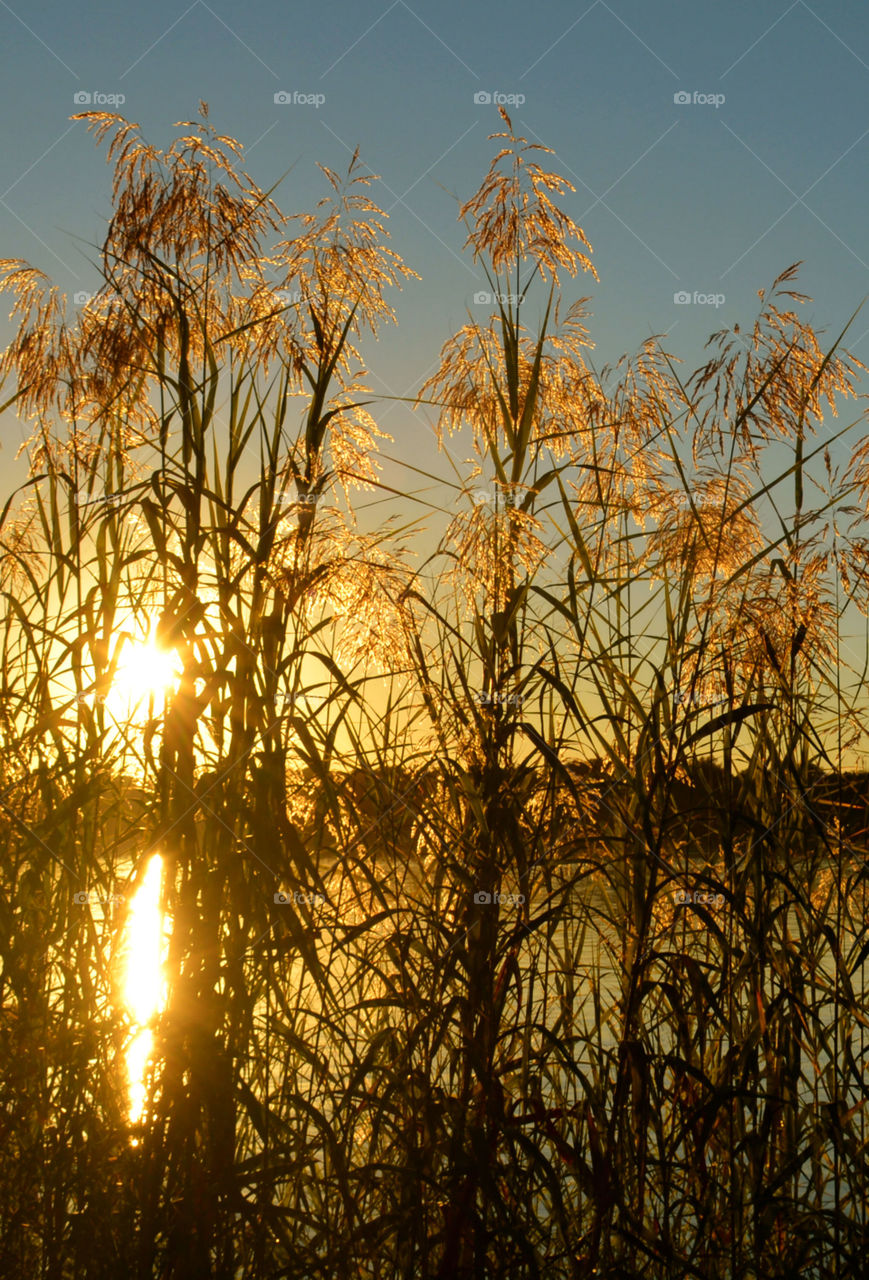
2;0;869;503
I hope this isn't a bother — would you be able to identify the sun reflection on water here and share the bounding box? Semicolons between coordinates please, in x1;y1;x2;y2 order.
121;852;167;1131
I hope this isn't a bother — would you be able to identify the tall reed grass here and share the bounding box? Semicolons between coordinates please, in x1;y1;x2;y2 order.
0;102;868;1278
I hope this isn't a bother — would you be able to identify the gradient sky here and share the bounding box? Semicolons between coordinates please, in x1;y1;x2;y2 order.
2;0;869;514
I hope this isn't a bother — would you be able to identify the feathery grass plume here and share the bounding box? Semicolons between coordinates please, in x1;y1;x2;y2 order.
0;259;70;427
647;466;762;585
686;264;864;457
274;147;419;343
574;336;683;530
447;480;545;612
460;106;596;285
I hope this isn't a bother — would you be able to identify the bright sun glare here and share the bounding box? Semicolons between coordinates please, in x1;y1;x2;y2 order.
111;632;182;707
121;852;167;1129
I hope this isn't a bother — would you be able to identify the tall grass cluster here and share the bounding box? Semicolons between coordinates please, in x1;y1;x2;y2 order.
1;103;869;1278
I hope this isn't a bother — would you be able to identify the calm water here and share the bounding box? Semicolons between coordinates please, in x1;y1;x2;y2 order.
282;862;869;1099
256;863;867;1276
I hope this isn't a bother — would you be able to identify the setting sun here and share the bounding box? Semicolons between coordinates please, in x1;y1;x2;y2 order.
111;632;182;707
